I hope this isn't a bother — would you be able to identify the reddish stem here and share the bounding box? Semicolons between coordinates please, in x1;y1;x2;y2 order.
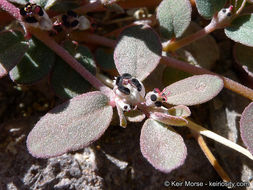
31;28;114;101
161;56;253;100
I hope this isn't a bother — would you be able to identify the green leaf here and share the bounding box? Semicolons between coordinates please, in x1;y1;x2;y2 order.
51;41;96;99
234;43;253;78
157;0;192;39
240;102;253;155
9;37;55;84
27;91;113;158
196;0;227;19
0;31;28;78
225;14;253;47
140;119;187;173
114;25;162;81
164;74;224;106
95;48;115;70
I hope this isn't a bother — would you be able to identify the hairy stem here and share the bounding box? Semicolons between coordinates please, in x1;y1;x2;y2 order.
191;130;231;182
70;31;116;48
187;120;253;160
163;23;216;52
30;28;114;100
161;56;253;100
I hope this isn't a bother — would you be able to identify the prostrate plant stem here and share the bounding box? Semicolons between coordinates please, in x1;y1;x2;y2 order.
163;22;216;52
191;130;231;182
30;28;115;102
187;119;253;160
161;56;253;100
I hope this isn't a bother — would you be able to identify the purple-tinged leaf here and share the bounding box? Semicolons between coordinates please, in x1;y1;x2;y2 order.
140;119;187;173
114;25;162;81
9;37;55;84
164;74;223;106
240;102;253;155
157;0;192;39
0;31;28;78
27;91;113;158
225;14;253;47
233;43;253;80
150;111;188;126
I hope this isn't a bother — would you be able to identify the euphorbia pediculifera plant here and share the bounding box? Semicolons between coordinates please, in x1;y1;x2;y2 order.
27;25;224;173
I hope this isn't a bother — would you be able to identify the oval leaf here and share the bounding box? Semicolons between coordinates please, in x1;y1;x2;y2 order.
234;43;253;78
51;41;96;99
0;31;28;78
140;119;187;173
114;25;162;81
157;0;192;39
164;74;224;106
9;37;55;84
240;102;253;155
150;111;188;126
196;0;227;19
27;91;113;158
225;14;253;47
168;105;191;118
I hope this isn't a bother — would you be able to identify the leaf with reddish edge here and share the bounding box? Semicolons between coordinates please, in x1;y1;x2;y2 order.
140;119;187;173
150;111;188;126
240;102;253;155
27;91;113;158
114;25;162;81
0;31;28;78
163;74;223;106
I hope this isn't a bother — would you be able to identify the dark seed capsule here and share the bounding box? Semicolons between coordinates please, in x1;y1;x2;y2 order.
37;7;44;16
124;105;128;110
150;94;157;102
155;101;162;107
122;73;132;79
118;85;130;95
25;16;38;23
71;20;79;27
67;10;77;17
162;98;166;101
116;76;122;86
222;9;226;13
227;12;231;17
20;8;27;16
131;78;142;91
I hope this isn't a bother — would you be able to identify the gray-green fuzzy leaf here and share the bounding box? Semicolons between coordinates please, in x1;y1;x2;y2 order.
240;102;253;155
196;0;227;19
9;37;55;84
114;25;162;81
164;74;223;106
27;91;113;158
157;0;192;39
225;14;253;47
140;119;187;173
0;31;28;78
